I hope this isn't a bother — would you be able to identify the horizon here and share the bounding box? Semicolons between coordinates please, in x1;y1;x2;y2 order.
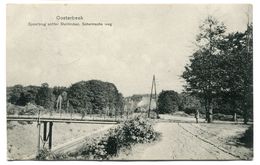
6;4;252;97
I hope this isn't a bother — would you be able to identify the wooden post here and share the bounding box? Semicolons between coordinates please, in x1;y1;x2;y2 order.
43;122;47;141
70;106;73;120
233;112;237;122
195;109;199;123
37;122;41;158
36;109;41;158
48;122;53;150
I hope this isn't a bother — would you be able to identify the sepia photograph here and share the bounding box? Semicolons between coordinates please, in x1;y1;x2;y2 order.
6;4;253;161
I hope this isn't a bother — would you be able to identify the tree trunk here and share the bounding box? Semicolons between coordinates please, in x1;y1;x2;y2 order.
195;110;199;123
242;98;249;124
205;105;209;123
243;108;249;124
233;112;237;122
208;106;213;123
205;100;213;123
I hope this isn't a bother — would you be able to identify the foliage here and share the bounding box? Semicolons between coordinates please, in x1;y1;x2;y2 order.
157;90;180;114
36;83;54;109
53;86;67;98
182;16;226;123
213;113;235;121
239;125;253;148
7;85;25;105
182;16;253;123
68;80;124;116
179;92;204;114
217;25;253;123
7;103;43;116
37;148;72;160
7;83;54;109
36;148;53;160
51;116;160;160
123;95;145;116
130;95;144;102
7;80;124;117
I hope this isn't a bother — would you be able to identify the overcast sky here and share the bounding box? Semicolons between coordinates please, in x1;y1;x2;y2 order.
6;4;252;96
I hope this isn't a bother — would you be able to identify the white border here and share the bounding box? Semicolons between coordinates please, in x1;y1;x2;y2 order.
1;1;259;165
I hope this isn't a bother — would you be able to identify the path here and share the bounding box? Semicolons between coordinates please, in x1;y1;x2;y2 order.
119;122;239;160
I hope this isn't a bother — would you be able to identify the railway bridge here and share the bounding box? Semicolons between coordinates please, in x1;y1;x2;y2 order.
7;115;119;159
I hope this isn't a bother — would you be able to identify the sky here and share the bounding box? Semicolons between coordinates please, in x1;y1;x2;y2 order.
6;4;252;96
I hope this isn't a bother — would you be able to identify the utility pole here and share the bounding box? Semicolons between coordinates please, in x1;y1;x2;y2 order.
148;75;158;118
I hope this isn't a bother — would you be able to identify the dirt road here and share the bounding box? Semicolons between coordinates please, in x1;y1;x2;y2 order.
117;122;247;160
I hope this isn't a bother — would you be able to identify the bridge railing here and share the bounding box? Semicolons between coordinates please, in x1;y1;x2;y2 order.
7;111;134;122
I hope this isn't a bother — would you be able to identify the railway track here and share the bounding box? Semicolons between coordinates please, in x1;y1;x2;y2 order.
177;123;241;159
52;125;116;154
24;124;117;160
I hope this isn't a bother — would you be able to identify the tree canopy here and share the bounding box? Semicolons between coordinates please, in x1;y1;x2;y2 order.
7;80;124;116
157;90;180;114
182;16;253;123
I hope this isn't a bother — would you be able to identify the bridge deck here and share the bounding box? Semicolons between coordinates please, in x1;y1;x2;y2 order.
7;116;119;124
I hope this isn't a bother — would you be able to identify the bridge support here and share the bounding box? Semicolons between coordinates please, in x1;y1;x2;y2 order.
48;122;53;150
42;121;53;150
43;122;47;141
36;121;54;159
36;121;41;158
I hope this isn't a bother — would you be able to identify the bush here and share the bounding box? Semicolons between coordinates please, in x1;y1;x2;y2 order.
213;113;233;121
55;116;160;160
7;103;24;115
7;103;40;116
120;116;159;144
239;125;253;148
37;148;72;160
36;148;53;160
183;108;196;115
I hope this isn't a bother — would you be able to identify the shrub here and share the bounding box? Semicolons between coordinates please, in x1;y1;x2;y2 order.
58;116;160;160
7;103;40;116
183;108;196;115
213;113;233;121
239;125;253;148
36;148;53;160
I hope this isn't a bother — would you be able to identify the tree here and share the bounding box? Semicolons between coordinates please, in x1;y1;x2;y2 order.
116;93;124;117
157;90;180;114
24;85;39;104
67;80;124;116
7;85;40;106
36;83;53;109
217;24;253;123
7;84;24;104
179;92;203;115
53;86;67;98
182;16;226;123
16;92;27;106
